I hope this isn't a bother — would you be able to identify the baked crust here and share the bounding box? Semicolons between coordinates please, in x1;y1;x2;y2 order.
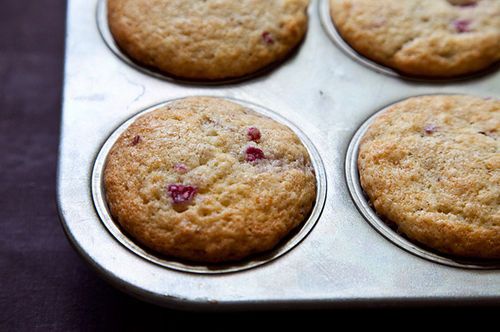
108;0;309;80
358;95;500;258
104;97;317;262
330;0;500;77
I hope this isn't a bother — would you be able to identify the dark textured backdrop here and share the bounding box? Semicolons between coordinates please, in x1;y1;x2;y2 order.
0;1;496;329
0;1;197;329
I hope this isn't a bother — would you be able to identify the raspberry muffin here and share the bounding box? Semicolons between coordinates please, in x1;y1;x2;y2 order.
329;0;500;77
358;95;500;259
104;97;317;263
107;0;309;80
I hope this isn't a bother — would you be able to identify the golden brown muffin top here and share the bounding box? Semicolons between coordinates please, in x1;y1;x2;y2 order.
108;0;309;80
358;95;500;258
330;0;500;77
104;97;317;263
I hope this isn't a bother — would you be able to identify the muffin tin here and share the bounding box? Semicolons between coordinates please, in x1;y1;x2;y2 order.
58;0;500;309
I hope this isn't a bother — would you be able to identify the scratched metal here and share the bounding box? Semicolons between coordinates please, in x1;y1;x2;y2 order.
57;0;500;309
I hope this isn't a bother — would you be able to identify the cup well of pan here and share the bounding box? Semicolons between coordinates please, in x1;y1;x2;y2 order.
345;97;500;270
96;0;308;86
91;96;327;274
319;0;500;83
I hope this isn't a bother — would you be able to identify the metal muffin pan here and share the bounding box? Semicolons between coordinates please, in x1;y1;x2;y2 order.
58;0;500;309
91;97;327;274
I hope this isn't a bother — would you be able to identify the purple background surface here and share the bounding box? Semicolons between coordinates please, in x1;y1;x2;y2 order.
0;1;496;329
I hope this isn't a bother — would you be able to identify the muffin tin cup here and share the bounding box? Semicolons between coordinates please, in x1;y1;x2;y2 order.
91;97;328;274
345;95;500;270
96;0;303;86
319;0;500;83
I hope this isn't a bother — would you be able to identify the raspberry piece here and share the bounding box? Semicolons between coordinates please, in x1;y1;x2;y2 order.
247;127;261;142
262;31;274;45
131;135;141;146
174;163;188;174
245;146;265;162
453;19;471;33
167;185;197;205
424;124;438;134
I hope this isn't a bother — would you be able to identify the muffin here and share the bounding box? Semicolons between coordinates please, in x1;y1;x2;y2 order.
107;0;309;80
329;0;500;77
103;97;317;263
358;95;500;258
